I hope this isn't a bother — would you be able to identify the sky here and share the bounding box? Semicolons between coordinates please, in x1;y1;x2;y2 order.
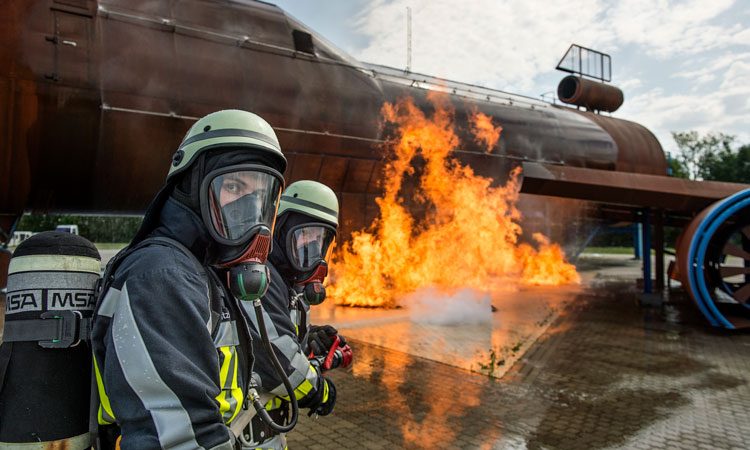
273;0;749;156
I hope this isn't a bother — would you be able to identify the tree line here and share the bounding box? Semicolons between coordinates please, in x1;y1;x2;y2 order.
669;131;750;183
15;214;142;244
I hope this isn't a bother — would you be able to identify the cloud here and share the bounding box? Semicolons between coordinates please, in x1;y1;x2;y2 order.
672;52;745;86
352;0;613;91
619;77;643;91
619;52;750;153
605;0;743;57
350;0;749;151
352;0;741;89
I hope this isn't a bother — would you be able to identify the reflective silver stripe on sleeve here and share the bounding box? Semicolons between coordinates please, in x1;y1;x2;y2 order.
243;301;316;394
205;282;213;334
207;440;234;450
112;283;205;450
269;343;316;396
242;301;280;340
244;302;304;361
213;321;240;348
97;287;121;318
303;360;318;384
270;360;316;397
275;334;305;362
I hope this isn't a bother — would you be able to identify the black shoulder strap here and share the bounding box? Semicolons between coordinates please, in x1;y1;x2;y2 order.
204;269;225;337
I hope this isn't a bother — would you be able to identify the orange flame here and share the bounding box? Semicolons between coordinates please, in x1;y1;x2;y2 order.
470;109;502;152
329;94;579;308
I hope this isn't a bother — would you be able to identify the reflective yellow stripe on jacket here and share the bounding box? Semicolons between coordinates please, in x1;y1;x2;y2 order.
265;364;326;410
94;356;117;425
216;344;244;423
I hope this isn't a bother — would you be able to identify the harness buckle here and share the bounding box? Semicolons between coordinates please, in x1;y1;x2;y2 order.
39;310;84;348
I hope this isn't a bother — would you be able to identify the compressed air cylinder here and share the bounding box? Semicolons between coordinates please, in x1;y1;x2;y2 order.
0;231;101;447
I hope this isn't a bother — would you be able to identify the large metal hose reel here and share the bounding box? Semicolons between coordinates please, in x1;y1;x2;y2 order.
676;188;750;329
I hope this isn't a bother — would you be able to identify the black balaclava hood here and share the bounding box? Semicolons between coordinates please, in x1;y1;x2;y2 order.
151;196;211;261
171;148;281;217
269;211;318;283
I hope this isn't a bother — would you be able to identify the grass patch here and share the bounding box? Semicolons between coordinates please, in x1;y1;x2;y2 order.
582;247;676;255
94;243;128;250
583;246;636;254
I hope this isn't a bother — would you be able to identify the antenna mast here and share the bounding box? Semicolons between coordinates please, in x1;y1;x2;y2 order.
406;6;412;72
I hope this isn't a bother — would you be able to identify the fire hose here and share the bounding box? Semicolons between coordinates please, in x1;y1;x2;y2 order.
248;298;299;433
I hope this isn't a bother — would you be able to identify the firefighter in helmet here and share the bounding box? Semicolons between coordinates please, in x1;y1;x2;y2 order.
91;109;287;449
241;180;351;449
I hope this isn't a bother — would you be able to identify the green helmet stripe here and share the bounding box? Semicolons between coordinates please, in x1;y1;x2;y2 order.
280;195;338;217
180;128;281;152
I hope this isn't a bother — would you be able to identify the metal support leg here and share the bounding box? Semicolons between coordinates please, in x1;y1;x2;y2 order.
634;223;642;260
655;210;665;292
642;208;652;294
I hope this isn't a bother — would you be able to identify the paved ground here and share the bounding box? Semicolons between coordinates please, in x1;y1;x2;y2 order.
289;256;750;449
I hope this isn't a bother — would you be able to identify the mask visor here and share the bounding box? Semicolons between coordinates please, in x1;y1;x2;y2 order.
205;167;283;244
288;224;336;271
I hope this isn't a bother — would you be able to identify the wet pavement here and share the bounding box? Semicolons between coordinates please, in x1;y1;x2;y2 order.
311;282;573;378
291;255;750;449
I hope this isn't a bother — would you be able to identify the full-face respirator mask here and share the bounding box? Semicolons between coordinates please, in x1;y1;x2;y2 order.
199;164;284;301
284;223;337;305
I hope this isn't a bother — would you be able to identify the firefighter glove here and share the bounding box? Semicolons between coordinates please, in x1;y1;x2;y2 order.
308;325;345;356
312;377;337;417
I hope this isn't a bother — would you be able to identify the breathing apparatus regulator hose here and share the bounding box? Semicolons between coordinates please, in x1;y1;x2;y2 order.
250;299;299;433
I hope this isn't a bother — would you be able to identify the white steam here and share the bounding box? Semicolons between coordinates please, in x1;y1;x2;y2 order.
407;288;493;326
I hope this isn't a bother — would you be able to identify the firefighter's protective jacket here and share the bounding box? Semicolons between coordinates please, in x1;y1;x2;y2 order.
91;199;252;450
245;263;327;411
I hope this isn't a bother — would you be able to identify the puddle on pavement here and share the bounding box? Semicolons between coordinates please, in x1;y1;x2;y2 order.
313;282;583;378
